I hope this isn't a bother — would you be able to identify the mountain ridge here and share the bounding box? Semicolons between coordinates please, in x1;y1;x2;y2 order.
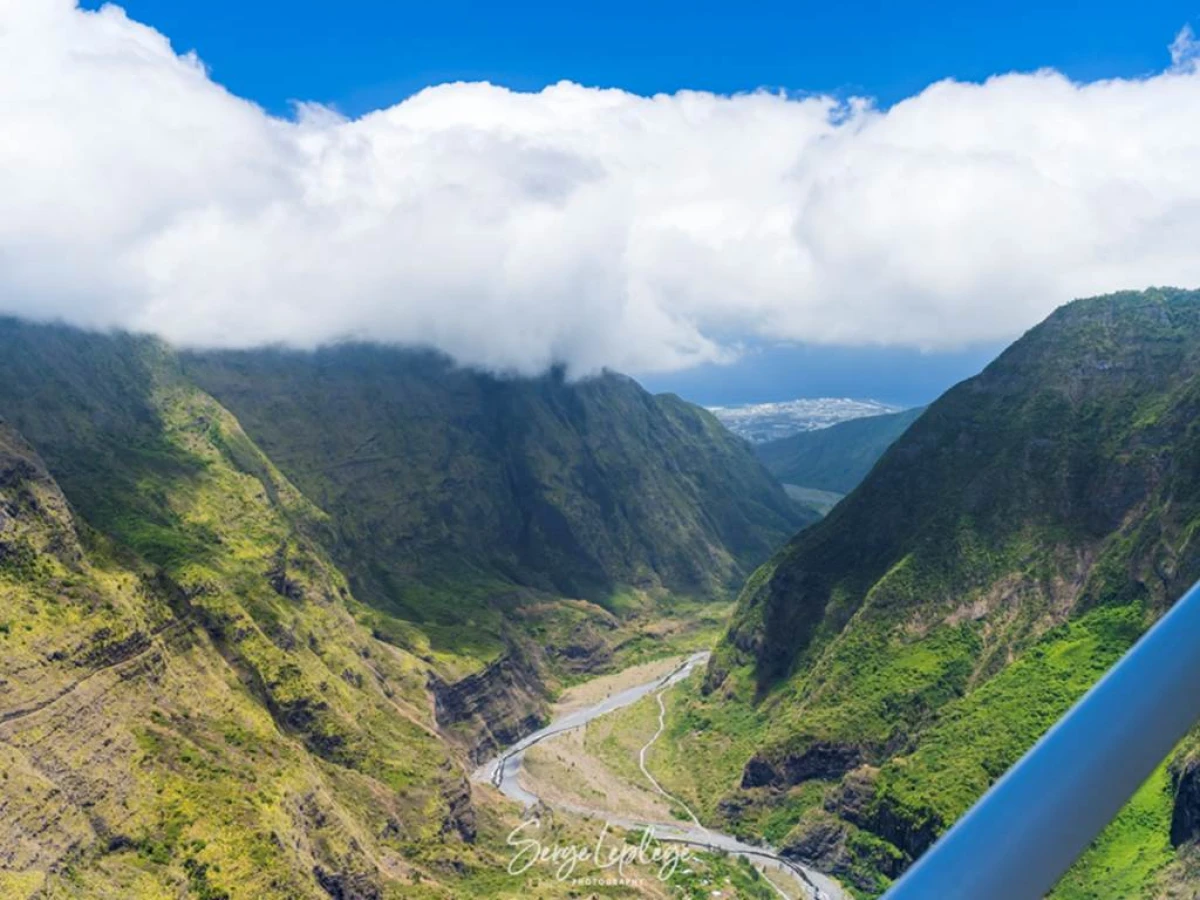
181;344;808;623
755;407;927;495
646;287;1200;897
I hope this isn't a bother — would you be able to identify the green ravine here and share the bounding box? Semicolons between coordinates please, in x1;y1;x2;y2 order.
756;406;927;496
182;346;810;630
0;317;805;898
659;287;1200;897
6;287;1200;899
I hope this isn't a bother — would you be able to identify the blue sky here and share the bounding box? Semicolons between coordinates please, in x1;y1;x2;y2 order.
29;3;1200;407
639;342;1006;408
83;0;1197;116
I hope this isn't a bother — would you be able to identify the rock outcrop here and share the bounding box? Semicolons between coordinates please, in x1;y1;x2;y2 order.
429;649;549;763
741;741;865;789
1172;756;1200;846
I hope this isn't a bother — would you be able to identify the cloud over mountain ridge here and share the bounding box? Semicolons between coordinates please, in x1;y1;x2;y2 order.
2;1;1200;375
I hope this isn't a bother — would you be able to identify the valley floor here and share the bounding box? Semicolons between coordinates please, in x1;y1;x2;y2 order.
473;655;848;900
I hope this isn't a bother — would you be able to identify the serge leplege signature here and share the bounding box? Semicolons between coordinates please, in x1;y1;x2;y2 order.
506;818;693;882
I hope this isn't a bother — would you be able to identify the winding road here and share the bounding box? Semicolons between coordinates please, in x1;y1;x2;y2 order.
472;652;846;900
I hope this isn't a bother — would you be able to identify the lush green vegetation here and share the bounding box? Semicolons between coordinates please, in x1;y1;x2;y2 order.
0;360;493;896
7;288;1200;898
671;289;1200;895
0;317;808;898
1050;767;1175;900
872;604;1146;827
756;407;926;495
183;345;807;639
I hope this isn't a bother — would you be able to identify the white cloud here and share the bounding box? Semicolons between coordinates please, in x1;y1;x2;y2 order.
1;1;1199;375
1172;24;1198;72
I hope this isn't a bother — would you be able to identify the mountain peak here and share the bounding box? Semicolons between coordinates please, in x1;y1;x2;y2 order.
690;287;1200;894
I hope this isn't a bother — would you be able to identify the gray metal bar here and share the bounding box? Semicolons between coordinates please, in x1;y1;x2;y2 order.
881;578;1200;900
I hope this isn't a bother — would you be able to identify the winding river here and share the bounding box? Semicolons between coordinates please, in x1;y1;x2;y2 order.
472;652;846;900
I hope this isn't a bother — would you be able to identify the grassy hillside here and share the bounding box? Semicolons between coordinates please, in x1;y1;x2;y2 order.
0;384;490;897
0;406;725;897
655;288;1200;896
755;407;926;495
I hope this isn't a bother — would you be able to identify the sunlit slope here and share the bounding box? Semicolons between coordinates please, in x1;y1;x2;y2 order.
0;323;601;897
0;408;480;898
663;288;1200;896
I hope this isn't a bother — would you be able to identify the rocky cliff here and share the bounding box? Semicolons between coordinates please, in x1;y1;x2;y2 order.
429;649;549;764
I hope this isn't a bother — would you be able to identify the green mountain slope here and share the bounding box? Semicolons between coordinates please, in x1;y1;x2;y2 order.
182;346;809;626
755;407;926;495
0;317;807;897
652;288;1200;896
0;383;486;898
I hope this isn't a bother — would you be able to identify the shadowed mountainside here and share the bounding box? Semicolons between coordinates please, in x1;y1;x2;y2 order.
755;406;926;495
182;346;809;625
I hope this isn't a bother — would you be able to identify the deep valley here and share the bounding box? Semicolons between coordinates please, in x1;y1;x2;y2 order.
4;287;1200;899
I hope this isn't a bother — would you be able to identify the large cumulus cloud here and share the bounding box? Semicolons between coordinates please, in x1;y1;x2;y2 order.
2;0;1199;374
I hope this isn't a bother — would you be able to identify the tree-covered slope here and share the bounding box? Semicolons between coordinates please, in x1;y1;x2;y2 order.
658;288;1200;896
182;345;808;625
755;406;926;495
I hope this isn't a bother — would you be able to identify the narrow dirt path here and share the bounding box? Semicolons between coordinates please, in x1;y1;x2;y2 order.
635;677;798;900
638;688;710;837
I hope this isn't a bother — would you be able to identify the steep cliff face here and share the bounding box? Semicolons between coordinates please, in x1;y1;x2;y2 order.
725;289;1200;689
182;346;808;624
429;649;549;764
667;289;1200;896
0;414;471;898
